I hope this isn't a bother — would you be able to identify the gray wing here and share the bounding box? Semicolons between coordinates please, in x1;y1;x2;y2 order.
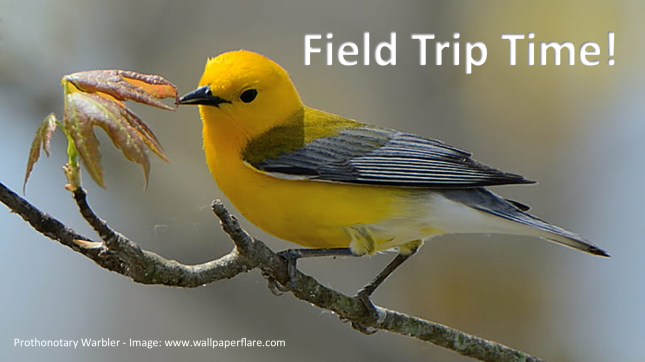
250;126;534;188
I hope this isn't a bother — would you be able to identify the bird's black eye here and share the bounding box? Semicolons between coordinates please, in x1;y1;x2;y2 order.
240;89;258;103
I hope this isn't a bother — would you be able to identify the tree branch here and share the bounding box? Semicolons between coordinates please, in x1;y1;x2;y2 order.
1;181;546;362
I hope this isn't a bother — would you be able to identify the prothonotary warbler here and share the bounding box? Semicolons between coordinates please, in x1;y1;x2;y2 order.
179;50;608;298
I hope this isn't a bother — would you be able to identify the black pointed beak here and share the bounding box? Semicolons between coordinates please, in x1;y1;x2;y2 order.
178;85;231;107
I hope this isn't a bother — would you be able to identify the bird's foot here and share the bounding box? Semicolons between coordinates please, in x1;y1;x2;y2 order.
277;249;302;282
350;288;379;335
261;266;291;296
261;249;304;295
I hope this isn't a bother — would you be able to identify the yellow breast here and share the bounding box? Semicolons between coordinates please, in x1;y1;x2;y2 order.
200;107;444;254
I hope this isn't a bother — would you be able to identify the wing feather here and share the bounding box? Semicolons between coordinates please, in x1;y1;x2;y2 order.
250;126;533;188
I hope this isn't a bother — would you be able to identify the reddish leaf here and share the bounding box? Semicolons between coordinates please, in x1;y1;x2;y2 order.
25;69;175;190
64;89;169;188
23;113;58;192
63;70;178;111
124;76;177;100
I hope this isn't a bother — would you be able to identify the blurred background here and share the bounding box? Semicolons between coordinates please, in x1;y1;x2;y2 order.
1;0;643;361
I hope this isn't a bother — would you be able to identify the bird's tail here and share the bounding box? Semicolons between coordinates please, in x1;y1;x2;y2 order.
439;188;609;257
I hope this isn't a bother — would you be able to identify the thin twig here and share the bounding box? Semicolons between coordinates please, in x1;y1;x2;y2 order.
1;181;546;362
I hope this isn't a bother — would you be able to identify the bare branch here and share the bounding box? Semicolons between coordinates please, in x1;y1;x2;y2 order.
1;183;253;286
0;181;546;362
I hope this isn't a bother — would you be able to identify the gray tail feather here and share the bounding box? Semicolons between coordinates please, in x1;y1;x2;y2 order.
441;188;610;257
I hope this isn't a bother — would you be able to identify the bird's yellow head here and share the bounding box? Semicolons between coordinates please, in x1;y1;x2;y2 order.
179;50;303;139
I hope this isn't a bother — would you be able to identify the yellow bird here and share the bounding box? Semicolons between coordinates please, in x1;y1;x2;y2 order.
179;50;608;297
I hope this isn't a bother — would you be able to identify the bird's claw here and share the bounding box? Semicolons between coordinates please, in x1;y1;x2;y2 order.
351;321;378;335
351;289;379;335
261;266;290;296
260;250;304;295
